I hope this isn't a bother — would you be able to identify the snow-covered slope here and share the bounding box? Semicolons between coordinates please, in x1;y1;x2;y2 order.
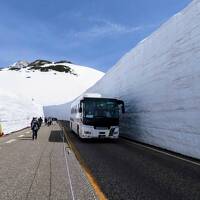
0;88;43;134
0;62;104;106
85;0;200;159
0;60;104;134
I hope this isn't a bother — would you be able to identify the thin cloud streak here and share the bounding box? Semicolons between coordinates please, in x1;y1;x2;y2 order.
72;20;143;39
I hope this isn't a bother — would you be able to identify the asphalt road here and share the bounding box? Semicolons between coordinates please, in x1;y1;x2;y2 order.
0;123;97;200
61;121;200;200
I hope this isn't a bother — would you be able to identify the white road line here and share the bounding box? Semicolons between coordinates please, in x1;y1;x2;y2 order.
62;129;75;200
122;138;200;167
25;131;30;134
5;139;16;144
18;135;25;138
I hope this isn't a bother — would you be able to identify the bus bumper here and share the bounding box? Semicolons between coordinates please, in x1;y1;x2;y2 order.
80;125;119;139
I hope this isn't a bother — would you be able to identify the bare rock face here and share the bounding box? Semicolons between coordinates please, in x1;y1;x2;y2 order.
8;59;76;74
28;59;52;67
54;60;72;64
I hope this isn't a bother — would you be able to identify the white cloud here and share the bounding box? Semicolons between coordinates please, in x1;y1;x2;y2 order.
72;19;143;39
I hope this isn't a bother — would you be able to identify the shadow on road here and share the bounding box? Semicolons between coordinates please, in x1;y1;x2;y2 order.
49;130;67;143
78;137;119;144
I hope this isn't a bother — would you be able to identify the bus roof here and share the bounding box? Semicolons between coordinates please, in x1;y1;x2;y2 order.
83;97;119;102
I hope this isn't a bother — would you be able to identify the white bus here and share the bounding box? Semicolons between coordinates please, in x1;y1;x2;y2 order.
70;93;125;139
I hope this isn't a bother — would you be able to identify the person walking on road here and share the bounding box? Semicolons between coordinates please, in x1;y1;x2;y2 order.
44;117;47;125
31;118;39;140
47;117;52;126
38;117;43;128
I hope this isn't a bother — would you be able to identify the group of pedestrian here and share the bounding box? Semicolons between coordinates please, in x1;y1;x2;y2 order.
31;117;43;140
45;117;53;126
31;116;55;140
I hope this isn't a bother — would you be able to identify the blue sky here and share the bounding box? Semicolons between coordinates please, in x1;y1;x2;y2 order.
0;0;191;72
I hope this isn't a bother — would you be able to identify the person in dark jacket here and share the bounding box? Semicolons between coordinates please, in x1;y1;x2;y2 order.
31;118;39;140
31;117;35;127
44;117;47;125
47;117;52;126
38;117;43;128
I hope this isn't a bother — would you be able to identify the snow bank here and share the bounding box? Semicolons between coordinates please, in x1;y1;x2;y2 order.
0;89;43;134
86;0;200;159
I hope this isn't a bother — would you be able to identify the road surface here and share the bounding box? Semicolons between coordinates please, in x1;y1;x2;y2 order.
60;121;200;200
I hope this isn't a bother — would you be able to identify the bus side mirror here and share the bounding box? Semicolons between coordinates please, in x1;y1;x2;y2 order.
79;100;84;113
118;100;125;113
79;107;82;113
122;105;125;113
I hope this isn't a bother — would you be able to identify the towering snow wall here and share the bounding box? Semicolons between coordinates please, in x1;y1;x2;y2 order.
0;89;43;134
43;102;71;120
87;0;200;159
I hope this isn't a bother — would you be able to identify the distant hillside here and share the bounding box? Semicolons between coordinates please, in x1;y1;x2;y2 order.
8;59;76;75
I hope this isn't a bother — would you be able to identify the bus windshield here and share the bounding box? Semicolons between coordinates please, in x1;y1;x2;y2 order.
84;100;119;119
